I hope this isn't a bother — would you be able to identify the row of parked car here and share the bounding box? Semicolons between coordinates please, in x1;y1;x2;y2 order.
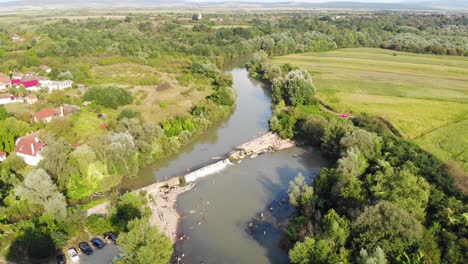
56;232;118;263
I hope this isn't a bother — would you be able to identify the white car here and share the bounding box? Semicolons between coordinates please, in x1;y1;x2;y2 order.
68;248;80;263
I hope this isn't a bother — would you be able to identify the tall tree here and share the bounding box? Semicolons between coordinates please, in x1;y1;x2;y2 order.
15;169;67;219
117;218;173;264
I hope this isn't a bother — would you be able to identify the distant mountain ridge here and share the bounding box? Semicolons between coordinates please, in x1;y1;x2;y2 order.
1;0;466;10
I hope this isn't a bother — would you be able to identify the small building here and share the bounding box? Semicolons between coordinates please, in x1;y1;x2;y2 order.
25;94;38;104
0;150;7;162
0;73;11;90
15;131;46;166
13;79;40;91
39;80;73;92
77;84;85;92
0;93;22;105
33;108;61;123
39;65;52;74
11;34;25;43
11;72;24;80
61;104;80;116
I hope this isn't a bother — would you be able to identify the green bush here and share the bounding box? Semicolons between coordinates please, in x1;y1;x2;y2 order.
83;87;133;109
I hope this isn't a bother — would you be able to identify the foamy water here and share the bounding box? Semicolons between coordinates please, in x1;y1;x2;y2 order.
184;159;232;182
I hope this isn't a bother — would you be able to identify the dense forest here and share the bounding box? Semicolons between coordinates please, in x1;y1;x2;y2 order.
0;11;467;263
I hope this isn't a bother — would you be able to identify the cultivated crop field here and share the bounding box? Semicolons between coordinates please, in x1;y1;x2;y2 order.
273;48;468;168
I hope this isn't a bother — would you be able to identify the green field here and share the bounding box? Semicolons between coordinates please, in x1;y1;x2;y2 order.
273;48;468;169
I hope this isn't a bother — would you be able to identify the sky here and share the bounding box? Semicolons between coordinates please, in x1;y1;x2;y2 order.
0;0;426;3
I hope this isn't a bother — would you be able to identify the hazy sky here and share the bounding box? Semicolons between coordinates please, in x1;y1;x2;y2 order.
0;0;424;2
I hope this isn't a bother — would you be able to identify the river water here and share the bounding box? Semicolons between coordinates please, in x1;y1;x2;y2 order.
126;68;327;263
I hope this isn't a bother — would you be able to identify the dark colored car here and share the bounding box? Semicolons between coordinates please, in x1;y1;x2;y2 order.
104;232;118;243
91;237;105;249
78;242;94;255
56;253;66;264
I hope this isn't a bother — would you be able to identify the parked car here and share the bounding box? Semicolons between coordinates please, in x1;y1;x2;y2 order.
91;237;105;248
104;231;118;243
56;253;66;264
78;242;94;255
67;248;79;263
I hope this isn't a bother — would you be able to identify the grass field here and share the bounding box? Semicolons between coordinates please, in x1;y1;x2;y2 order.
273;48;468;169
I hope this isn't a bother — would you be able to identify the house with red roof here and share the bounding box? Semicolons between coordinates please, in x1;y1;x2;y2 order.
0;150;6;162
33;108;61;123
15;131;46;166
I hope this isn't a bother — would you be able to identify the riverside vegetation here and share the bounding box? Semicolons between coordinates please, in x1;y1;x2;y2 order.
0;10;467;263
247;49;467;263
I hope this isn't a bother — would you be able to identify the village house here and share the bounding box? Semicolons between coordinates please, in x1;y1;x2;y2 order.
0;93;22;105
32;105;79;123
15;131;46;166
33;108;61;123
39;65;52;74
11;72;24;80
12;79;40;91
0;73;11;90
25;94;38;104
11;34;25;43
39;80;73;92
0;151;7;162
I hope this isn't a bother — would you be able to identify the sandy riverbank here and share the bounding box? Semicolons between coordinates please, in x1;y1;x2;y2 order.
141;182;195;243
86;180;195;243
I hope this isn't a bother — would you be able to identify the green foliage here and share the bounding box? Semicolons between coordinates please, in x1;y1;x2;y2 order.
300;114;327;145
270;106;297;139
288;173;314;216
39;137;73;189
357;247;388;264
110;192;147;232
208;86;235;106
352;201;424;260
370;168;430;222
15;169;67;219
116;218;173;264
83;87;133;109
340;129;382;160
0;106;8;120
117;108;140;121
86;215;114;235
0;117;30;153
272;68;315;106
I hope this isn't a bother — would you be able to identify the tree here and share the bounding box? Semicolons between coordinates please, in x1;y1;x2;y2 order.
0;117;30;153
301;114;327;145
15;169;67;219
370;168;430;222
289;173;314;216
0;106;8;120
39;137;73;189
275;68;316;106
322;209;350;247
352;201;424;260
357;247;388;264
117;218;173;264
110;192;147;232
340;129;382;160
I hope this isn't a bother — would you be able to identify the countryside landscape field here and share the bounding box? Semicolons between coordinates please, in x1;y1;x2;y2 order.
273;48;468;169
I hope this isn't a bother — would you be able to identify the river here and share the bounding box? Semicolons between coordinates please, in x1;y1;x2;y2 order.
122;68;327;263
